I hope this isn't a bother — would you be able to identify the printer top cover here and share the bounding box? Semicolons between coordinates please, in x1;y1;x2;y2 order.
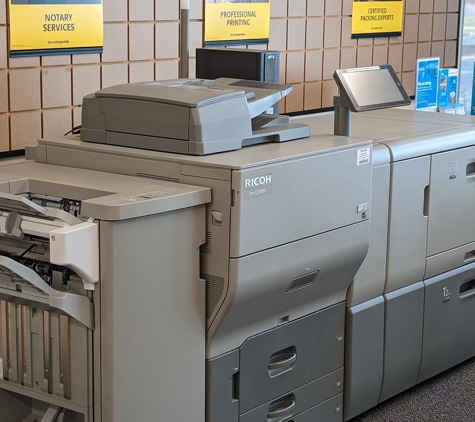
80;78;310;156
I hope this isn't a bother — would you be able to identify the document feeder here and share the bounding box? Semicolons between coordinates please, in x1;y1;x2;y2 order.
80;78;311;155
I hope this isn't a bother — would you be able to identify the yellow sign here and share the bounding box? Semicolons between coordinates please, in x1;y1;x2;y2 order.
9;0;103;57
205;1;270;45
352;1;404;38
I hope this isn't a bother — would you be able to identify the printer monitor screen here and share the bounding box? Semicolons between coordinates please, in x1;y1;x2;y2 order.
333;65;411;112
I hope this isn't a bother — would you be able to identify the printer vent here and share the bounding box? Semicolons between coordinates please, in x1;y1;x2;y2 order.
200;232;212;254
137;173;180;183
202;273;225;320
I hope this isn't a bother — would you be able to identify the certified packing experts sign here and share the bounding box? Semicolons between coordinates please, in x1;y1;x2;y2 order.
352;0;404;38
9;0;103;57
205;0;270;45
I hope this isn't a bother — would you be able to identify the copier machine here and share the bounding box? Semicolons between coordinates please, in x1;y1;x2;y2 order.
0;162;210;421
5;75;475;422
298;109;475;420
12;79;374;422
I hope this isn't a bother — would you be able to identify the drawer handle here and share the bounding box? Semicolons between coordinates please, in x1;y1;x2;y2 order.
464;250;475;263
267;399;296;420
268;352;297;371
467;162;475;177
460;280;475;298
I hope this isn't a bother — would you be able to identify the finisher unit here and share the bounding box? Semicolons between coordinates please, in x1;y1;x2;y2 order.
0;162;210;421
300;110;475;420
29;119;373;421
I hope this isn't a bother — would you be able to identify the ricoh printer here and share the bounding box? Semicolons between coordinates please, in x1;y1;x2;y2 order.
56;75;475;422
21;79;374;422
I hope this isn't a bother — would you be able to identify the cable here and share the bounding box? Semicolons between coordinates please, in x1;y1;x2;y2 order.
64;125;81;136
19;244;34;259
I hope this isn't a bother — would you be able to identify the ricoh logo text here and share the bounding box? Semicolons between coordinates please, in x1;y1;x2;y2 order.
244;175;272;189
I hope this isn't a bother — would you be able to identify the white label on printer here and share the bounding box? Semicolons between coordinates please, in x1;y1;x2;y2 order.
243;174;272;200
0;357;3;379
357;148;371;166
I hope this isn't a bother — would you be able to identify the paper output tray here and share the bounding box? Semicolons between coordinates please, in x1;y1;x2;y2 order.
0;256;93;329
0;192;47;217
0;192;82;226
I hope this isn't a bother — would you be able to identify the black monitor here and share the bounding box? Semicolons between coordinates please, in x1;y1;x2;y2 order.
333;65;411;112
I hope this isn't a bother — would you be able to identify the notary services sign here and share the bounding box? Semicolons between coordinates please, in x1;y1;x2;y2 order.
9;0;103;57
352;0;404;38
204;0;270;45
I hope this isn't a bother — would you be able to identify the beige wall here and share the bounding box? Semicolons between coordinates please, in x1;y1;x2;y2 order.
0;0;461;152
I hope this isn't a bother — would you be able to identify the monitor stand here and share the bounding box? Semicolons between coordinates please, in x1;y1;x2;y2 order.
334;95;352;137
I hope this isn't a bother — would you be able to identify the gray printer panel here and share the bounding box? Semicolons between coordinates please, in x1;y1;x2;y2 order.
208;220;369;358
347;144;391;307
385;156;430;293
427;145;475;257
179;176;233;332
230;145;372;257
102;97;189;140
99;207;206;422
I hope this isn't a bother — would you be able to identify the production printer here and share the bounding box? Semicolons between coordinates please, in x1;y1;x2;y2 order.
19;79;374;422
298;109;475;420
0;162;210;422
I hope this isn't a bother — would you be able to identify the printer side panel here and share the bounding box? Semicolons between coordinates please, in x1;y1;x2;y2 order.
385;156;430;293
347;144;391;307
179;175;233;337
81;94;106;144
99;207;206;422
189;98;252;155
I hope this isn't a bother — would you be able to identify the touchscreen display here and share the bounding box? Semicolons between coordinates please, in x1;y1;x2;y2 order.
341;68;405;107
334;65;410;111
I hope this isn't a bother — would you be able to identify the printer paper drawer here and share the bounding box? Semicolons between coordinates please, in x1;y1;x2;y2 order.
240;394;343;422
238;303;344;414
425;240;475;279
239;368;343;422
288;394;343;422
419;262;475;382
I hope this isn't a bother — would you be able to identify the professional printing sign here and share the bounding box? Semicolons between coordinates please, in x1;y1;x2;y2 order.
204;0;270;45
415;57;440;112
352;0;404;38
8;0;103;57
